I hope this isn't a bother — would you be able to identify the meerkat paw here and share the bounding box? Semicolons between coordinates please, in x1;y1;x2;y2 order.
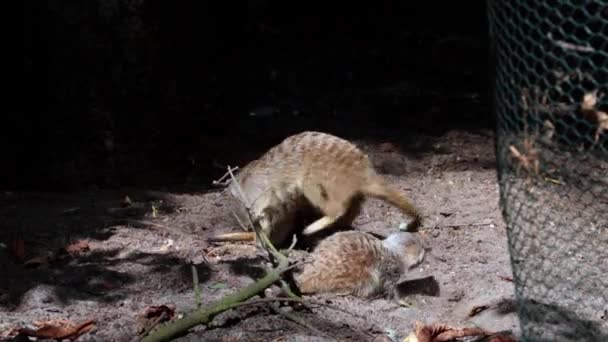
301;216;335;235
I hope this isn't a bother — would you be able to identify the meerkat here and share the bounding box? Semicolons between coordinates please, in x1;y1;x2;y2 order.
293;230;426;299
208;131;424;248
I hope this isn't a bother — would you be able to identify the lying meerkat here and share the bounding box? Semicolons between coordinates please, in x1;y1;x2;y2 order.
293;230;426;299
208;131;423;248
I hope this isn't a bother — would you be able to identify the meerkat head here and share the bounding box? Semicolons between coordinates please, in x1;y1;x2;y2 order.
382;232;426;269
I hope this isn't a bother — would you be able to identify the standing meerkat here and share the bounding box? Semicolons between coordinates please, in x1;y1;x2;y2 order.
208;131;424;248
293;230;426;298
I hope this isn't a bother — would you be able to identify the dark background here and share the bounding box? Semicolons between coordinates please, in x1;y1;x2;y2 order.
19;0;491;192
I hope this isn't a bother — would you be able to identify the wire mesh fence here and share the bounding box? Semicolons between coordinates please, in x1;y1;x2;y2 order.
487;1;608;341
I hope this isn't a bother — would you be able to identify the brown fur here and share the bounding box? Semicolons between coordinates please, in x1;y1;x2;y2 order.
209;131;423;248
294;231;426;298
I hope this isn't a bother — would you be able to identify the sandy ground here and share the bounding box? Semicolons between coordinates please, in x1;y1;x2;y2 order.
0;129;520;341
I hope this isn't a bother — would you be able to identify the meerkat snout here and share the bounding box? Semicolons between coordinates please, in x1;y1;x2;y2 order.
382;231;426;269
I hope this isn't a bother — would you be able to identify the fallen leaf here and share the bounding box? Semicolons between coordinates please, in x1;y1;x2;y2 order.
498;275;513;282
64;239;90;256
482;333;519;342
142;304;176;320
468;304;490;317
580;91;608;143
18;318;95;341
137;304;176;334
0;325;21;339
403;321;492;342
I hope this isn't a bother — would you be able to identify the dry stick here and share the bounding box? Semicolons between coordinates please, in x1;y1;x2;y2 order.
139;311;170;339
434;222;494;229
140;255;291;342
212;166;239;186
225;168;326;336
268;302;329;338
141;166;307;342
191;264;202;307
224;167;330;337
286;234;298;252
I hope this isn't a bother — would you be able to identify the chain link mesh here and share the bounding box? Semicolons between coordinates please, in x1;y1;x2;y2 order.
487;1;608;341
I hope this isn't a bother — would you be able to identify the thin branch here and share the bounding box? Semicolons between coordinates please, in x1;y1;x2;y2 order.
212;166;240;186
141;165;297;342
140;256;291;342
268;302;329;338
191;264;201;307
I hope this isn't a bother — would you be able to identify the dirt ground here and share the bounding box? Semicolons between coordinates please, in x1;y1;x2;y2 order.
0;129;520;341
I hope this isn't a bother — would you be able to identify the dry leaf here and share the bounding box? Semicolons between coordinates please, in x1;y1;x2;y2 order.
137;304;176;334
0;325;21;339
483;333;519;342
497;275;513;282
468;305;490;317
64;239;90;256
509;143;539;175
18;318;95;341
403;321;492;342
580;91;608;143
141;305;176;320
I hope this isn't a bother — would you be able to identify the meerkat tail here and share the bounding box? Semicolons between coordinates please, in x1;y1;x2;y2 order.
363;174;423;230
206;231;256;242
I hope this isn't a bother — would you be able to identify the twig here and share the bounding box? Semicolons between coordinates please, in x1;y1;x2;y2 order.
221;296;305;308
141;165;297;342
433;222;494;229
212;166;240;186
226;170;328;337
281;260;311;273
287;234;298;251
140;256;291;342
192;264;202;307
139;311;169;339
268;302;330;338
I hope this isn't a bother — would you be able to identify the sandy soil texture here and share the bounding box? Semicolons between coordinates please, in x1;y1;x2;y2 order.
0;129;520;341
